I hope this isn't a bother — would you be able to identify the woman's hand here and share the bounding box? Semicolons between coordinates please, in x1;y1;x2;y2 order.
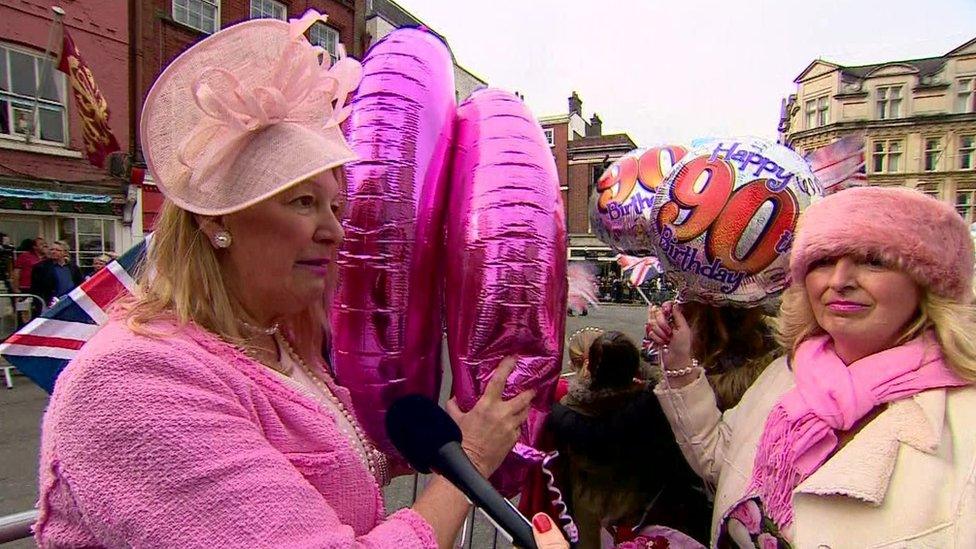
646;301;698;387
529;513;568;548
446;356;535;477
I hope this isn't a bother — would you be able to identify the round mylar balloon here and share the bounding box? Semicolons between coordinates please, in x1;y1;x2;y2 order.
649;137;822;306
589;146;688;255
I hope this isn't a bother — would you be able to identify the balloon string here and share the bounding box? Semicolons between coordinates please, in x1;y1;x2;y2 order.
542;451;579;543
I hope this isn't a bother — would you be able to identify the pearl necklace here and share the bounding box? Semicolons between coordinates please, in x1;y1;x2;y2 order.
276;334;389;486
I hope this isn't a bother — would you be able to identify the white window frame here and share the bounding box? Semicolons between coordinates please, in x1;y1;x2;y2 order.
56;216;116;270
544;128;555;147
249;0;286;20
956;190;975;224
804;99;816;129
957;77;975;114
960;135;975;171
876;85;903;120
817;96;829;127
308;21;340;63
172;0;220;34
923;137;942;172
0;43;68;146
871;139;903;173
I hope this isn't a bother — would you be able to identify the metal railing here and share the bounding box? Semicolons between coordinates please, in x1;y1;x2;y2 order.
0;510;37;544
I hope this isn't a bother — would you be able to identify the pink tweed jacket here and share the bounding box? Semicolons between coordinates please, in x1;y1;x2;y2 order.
35;319;438;548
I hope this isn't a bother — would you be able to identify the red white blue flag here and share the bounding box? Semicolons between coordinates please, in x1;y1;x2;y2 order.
0;240;146;393
617;254;661;287
805;135;867;195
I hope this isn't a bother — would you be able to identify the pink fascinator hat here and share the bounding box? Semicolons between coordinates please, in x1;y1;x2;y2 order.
141;10;362;215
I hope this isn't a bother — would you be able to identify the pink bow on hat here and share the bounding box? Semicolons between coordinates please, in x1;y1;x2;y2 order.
175;10;361;194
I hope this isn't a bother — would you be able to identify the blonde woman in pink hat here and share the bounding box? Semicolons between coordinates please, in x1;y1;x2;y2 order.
647;186;976;548
35;11;533;549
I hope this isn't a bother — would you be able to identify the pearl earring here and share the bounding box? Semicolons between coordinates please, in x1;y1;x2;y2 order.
213;231;232;248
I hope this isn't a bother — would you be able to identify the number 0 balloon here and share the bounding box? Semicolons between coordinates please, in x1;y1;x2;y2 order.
650;137;822;306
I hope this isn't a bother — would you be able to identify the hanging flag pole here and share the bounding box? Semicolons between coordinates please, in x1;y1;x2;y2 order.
26;6;66;143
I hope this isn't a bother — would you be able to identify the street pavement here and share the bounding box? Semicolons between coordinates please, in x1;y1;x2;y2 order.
0;303;648;547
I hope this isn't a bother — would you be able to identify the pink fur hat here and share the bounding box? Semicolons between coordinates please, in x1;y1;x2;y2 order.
790;186;974;302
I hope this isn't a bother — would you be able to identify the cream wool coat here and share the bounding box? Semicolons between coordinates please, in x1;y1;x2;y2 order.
655;356;976;548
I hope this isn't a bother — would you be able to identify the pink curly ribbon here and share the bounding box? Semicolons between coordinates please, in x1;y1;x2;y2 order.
542;451;579;543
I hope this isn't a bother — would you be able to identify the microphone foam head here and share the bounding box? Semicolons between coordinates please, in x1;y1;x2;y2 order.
386;394;462;474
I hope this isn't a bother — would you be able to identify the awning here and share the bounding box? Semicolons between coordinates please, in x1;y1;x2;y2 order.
0;186;119;216
0;186;112;203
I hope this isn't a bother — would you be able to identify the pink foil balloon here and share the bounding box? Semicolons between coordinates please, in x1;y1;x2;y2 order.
445;89;568;496
331;28;456;460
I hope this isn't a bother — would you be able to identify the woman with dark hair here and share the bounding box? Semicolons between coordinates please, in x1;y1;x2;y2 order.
547;331;710;548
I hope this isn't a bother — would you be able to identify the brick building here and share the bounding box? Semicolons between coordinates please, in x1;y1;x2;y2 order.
364;0;485;101
0;0;136;269
780;37;976;224
540;92;636;273
134;0;359;229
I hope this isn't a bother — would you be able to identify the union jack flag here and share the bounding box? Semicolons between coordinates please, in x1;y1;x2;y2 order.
0;239;147;393
617;254;661;287
805;135;867;195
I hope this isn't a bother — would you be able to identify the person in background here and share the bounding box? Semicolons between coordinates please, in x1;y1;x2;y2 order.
85;253;113;280
30;240;82;307
0;233;14;290
649;186;976;547
548;331;710;548
647;302;782;412
12;237;46;324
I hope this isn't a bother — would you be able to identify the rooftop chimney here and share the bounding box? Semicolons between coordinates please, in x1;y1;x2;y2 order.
568;91;582;116
586;113;602;136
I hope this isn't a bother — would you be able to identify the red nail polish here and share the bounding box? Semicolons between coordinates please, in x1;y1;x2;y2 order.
533;514;552;533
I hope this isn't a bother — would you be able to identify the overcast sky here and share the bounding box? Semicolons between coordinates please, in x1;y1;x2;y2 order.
397;0;976;146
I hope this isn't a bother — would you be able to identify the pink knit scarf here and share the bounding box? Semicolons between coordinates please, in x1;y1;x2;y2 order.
745;331;966;529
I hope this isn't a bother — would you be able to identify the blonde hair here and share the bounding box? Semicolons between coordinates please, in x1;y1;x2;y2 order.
568;326;603;371
776;284;976;381
116;200;329;361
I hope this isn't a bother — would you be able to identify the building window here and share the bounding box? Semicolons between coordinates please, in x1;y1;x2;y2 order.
308;22;339;62
250;0;285;20
817;96;829;126
924;138;942;172
805;96;829;129
960;135;975;170
544;128;554;147
957;190;974;223
0;44;68;144
57;217;115;270
876;86;902;119
173;0;219;33
871;139;902;173
957;77;975;114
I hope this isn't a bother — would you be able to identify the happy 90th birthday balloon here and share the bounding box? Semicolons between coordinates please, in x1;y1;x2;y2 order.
589;145;688;256
649;137;822;307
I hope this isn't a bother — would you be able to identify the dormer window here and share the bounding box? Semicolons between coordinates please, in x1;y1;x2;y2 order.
957;77;975;114
804;96;829;129
876;86;902;119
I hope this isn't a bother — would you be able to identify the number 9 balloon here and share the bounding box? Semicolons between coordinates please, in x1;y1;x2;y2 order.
650;137;822;306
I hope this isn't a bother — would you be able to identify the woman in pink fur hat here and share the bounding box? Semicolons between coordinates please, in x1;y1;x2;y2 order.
35;11;532;548
647;186;976;548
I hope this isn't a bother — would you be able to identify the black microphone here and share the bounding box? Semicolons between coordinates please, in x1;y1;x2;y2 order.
386;395;537;549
